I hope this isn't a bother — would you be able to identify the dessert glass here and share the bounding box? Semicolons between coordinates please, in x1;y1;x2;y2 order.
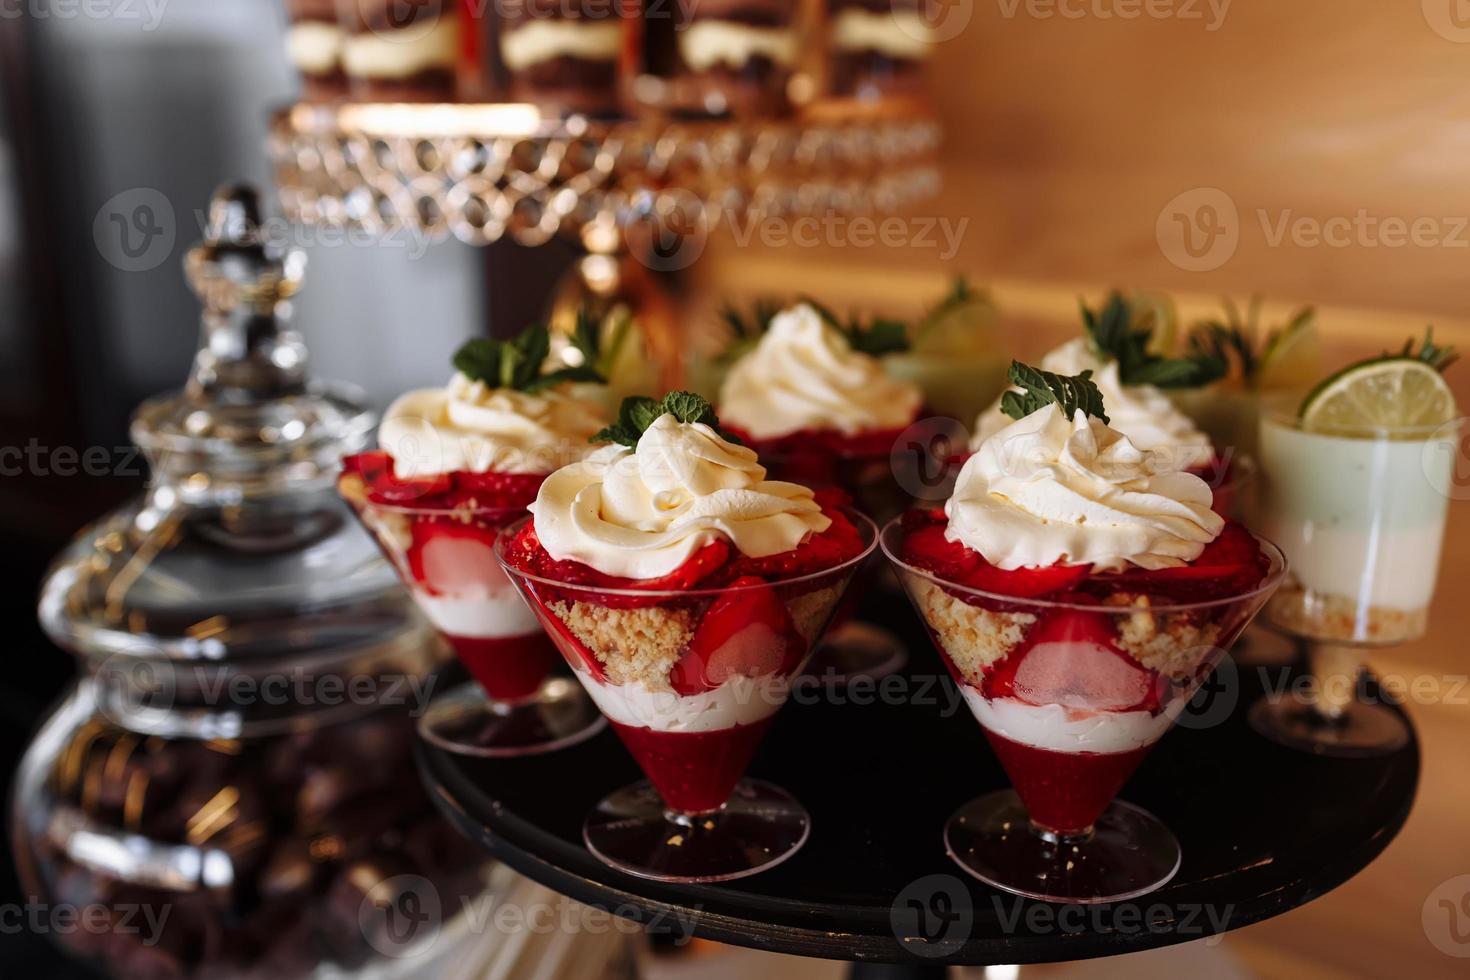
1250;409;1462;756
497;512;876;883
339;466;606;757
745;429;915;684
883;517;1285;903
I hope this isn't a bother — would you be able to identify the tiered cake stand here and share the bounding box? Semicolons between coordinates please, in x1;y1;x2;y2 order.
269;101;942;248
270;100;942;388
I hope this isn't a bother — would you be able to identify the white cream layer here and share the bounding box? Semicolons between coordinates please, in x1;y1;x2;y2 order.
960;687;1177;754
286;21;343;75
343;17;457;79
680;21;797;72
501;20;622;72
581;673;790;733
832;9;934;59
410;587;540;639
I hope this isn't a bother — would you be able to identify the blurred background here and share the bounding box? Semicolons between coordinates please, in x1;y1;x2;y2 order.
2;1;1468;978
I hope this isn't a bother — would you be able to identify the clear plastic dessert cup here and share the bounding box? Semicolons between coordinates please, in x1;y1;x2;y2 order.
339;471;605;758
882;516;1285;903
496;511;877;883
745;430;915;685
1250;410;1462;756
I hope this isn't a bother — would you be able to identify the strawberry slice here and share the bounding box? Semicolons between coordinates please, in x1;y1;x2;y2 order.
668;577;805;695
901;514;1090;599
984;609;1160;712
961;561;1092;599
1097;522;1269;603
452;469;545;510
901;523;980;579
406;519;503;597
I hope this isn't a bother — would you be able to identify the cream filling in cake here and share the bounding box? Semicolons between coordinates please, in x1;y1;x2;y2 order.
679;21;797;72
411;588;540;639
831;9;934;60
582;672;790;733
501;20;622;72
342;17;458;79
286;21;343;75
961;688;1180;754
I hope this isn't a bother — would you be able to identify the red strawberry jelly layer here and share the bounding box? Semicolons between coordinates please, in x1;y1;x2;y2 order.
609;719;774;813
443;631;558;703
501;498;866;603
982;728;1156;836
342;451;544;512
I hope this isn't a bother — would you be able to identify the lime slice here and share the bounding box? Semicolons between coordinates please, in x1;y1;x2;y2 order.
1300;357;1457;431
911;290;997;353
1257;309;1322;390
1129;290;1178;355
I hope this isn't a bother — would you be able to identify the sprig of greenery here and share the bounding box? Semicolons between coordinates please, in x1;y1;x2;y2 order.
1083;291;1225;389
1396;326;1459;372
804;298;911;356
593;392;741;449
1187;297;1315;387
716;298;782;365
999;361;1110;424
453;320;606;394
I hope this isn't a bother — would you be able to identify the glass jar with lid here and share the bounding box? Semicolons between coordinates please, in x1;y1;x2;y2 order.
11;185;492;978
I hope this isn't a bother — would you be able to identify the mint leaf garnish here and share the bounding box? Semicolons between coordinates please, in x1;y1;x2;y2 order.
593;392;742;448
452;319;608;395
1399;326;1458;372
1083;291;1225;389
999;361;1110;424
802;297;912;357
1187;297;1316;388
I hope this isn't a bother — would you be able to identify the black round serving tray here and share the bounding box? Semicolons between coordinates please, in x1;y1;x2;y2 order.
417;587;1419;969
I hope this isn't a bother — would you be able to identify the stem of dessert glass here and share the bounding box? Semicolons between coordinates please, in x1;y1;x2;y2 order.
1308;642;1366;724
1031;821;1095;846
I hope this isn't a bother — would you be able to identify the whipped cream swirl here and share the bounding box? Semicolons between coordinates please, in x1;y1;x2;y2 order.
972;339;1215;472
379;373;605;476
948;403;1223;572
529;414;832;579
719;303;923;440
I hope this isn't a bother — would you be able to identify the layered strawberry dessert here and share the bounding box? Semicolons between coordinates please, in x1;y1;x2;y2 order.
339;331;605;704
718;302;922;506
972;296;1238;511
498;393;871;812
893;366;1279;835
